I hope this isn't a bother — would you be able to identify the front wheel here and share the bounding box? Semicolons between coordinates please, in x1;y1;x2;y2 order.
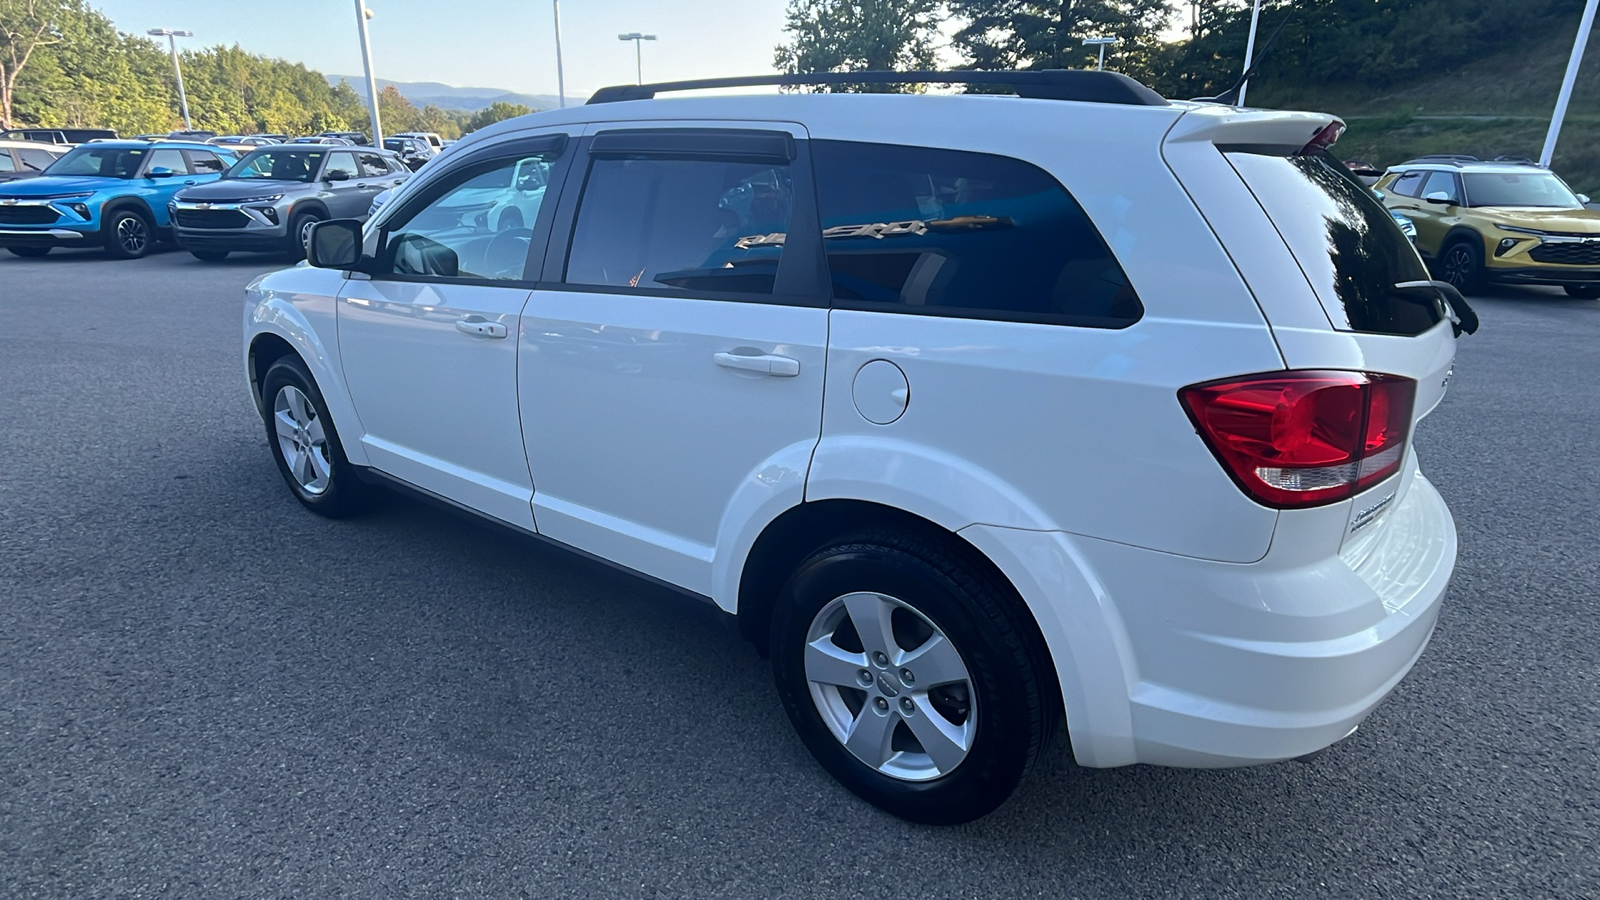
1564;284;1600;299
1435;239;1484;293
288;210;322;260
261;357;372;517
103;209;153;259
770;530;1058;824
6;246;50;258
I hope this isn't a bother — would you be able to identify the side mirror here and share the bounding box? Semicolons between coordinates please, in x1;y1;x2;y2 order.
306;219;364;270
1372;189;1386;200
1580;193;1592;205
1423;192;1453;205
325;169;351;182
147;167;177;178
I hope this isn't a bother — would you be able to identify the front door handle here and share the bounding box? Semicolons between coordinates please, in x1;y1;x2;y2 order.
456;317;508;339
715;351;799;376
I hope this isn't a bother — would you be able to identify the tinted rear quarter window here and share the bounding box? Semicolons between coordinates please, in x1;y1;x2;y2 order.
1226;152;1444;337
811;140;1141;327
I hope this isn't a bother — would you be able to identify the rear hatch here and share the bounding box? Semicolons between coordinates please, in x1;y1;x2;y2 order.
1162;106;1459;552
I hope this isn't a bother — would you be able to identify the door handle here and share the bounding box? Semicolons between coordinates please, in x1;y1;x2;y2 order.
456;317;508;339
715;351;799;376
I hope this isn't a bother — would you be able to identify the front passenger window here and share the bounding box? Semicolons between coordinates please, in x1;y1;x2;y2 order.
378;151;556;281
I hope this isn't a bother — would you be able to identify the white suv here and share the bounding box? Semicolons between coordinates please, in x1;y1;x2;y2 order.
244;71;1470;824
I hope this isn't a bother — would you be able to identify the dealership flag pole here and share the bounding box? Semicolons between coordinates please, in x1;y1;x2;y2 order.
1542;0;1599;167
1236;0;1264;107
355;1;382;145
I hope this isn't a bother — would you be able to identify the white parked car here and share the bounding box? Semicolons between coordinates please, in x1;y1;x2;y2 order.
244;71;1472;824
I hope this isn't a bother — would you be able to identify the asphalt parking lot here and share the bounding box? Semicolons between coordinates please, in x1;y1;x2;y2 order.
2;246;1597;898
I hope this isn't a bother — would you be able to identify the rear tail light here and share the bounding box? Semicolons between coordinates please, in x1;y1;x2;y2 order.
1180;370;1416;509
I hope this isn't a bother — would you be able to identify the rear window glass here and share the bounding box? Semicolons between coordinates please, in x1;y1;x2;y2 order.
811;140;1142;327
1226;152;1444;337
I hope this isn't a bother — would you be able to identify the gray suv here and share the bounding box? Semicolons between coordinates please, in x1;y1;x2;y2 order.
171;145;410;260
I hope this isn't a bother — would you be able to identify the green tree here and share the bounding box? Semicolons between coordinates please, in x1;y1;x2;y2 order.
464;100;532;133
774;0;940;91
0;0;65;127
948;0;1175;74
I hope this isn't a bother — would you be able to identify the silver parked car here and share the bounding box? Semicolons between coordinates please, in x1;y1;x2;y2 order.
170;145;410;260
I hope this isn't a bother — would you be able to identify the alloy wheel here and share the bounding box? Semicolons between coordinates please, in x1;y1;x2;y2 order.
273;385;332;495
804;591;977;781
1441;245;1474;290
116;215;148;255
299;217;319;250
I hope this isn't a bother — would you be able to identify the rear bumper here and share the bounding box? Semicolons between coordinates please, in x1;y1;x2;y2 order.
963;469;1455;768
0;227;95;247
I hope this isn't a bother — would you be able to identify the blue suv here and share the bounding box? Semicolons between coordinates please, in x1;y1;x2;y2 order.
0;141;236;258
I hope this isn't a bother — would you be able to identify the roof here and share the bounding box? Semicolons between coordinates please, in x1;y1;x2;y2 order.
588;69;1168;106
83;139;230;151
0;139;68;151
1388;160;1553;176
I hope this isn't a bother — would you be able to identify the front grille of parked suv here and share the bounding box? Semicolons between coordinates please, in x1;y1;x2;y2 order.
1529;241;1600;266
176;209;251;229
0;206;60;225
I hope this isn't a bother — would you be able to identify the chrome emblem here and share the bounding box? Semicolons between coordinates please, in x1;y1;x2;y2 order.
195;202;211;209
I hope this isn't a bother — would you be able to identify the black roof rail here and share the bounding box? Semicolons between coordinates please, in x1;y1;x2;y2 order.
1491;155;1540;166
586;69;1168;107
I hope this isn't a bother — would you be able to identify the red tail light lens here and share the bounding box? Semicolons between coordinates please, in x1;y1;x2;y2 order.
1180;371;1416;509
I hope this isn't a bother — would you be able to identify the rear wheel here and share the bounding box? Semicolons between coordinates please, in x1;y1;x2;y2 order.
190;249;229;262
261;357;372;517
1563;284;1600;299
103;208;153;259
770;529;1057;824
1435;238;1484;294
6;246;50;258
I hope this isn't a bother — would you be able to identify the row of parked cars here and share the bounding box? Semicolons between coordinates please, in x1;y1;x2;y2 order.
0;130;432;260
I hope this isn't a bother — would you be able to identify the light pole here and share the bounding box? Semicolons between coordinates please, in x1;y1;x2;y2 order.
353;1;382;145
1081;36;1117;71
617;32;657;84
1237;0;1264;106
1542;0;1599;167
553;0;566;108
147;29;194;129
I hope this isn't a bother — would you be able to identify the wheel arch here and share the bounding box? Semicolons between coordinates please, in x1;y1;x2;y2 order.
100;195;157;227
1441;225;1486;255
733;498;1067;741
286;199;331;224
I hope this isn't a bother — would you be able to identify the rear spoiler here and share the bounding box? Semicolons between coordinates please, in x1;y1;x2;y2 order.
1164;106;1345;155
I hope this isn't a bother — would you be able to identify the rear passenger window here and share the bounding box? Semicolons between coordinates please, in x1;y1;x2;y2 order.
357;152;393;177
1389;171;1426;197
811;141;1141;327
0;153;14;172
185;150;226;173
17;149;55;171
565;157;793;295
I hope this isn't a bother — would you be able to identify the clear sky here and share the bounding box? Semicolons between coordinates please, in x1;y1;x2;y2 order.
96;1;1188;100
95;0;794;99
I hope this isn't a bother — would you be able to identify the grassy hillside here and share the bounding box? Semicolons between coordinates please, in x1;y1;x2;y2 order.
1248;31;1600;194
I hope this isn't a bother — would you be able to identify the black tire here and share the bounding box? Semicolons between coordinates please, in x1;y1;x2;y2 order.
1434;238;1484;294
288;210;322;260
6;246;50;258
102;208;153;259
260;357;372;518
190;249;229;262
1563;284;1600;299
770;529;1058;825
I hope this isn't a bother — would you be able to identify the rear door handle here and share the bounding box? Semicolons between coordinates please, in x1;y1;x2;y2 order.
456;317;507;339
715;351;799;376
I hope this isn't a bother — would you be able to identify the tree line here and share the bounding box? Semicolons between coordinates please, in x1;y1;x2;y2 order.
777;0;1590;100
0;0;533;137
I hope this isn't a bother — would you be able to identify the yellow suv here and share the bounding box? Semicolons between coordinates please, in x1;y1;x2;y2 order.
1375;156;1600;298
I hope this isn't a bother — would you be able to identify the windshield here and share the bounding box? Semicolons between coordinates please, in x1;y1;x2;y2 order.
225;149;327;182
44;146;148;178
1464;171;1582;208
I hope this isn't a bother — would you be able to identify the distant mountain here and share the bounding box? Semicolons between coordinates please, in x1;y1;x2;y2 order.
327;75;580;112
